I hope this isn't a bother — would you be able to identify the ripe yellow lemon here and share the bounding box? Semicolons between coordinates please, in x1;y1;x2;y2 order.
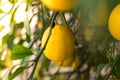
40;0;79;11
41;24;75;61
109;4;120;40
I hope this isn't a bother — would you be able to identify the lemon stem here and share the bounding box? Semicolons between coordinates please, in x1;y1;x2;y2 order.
27;11;58;80
60;12;68;27
41;5;46;29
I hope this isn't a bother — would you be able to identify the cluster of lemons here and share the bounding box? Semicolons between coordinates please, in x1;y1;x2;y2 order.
40;0;120;69
40;0;81;69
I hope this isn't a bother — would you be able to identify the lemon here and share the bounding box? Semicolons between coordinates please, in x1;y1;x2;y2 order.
55;55;74;67
41;24;75;61
40;0;79;11
55;50;81;69
109;4;120;40
89;0;109;26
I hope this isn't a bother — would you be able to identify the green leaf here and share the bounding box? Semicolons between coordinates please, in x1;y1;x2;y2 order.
40;57;49;71
14;22;24;29
3;34;15;50
9;67;28;80
26;33;30;42
97;64;107;75
0;8;4;14
51;73;61;80
10;45;33;60
9;0;15;4
97;75;104;80
0;61;6;70
26;0;33;11
96;64;108;80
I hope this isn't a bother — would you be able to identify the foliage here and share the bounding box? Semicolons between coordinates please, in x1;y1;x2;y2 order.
0;0;120;80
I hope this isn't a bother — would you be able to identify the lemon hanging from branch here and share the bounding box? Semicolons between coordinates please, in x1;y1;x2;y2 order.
40;0;79;11
41;24;75;61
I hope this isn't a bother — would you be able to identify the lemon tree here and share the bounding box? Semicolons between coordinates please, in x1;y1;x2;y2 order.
1;0;120;80
41;24;75;61
109;4;120;40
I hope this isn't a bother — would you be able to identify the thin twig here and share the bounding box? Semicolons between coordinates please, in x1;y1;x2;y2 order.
0;0;19;20
59;12;68;27
27;11;58;80
104;41;119;80
104;55;120;80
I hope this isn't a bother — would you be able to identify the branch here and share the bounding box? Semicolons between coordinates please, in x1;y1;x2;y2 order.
27;11;58;80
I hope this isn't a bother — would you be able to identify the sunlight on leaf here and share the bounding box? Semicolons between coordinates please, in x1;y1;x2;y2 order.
10;45;33;60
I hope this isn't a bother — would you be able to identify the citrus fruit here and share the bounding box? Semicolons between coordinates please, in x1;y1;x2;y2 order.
54;50;81;69
89;0;109;26
55;54;74;67
41;24;75;61
40;0;79;11
109;4;120;40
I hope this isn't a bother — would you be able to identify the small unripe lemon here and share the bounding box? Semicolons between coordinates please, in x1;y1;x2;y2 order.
40;0;79;11
41;24;75;61
89;0;109;26
109;4;120;40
